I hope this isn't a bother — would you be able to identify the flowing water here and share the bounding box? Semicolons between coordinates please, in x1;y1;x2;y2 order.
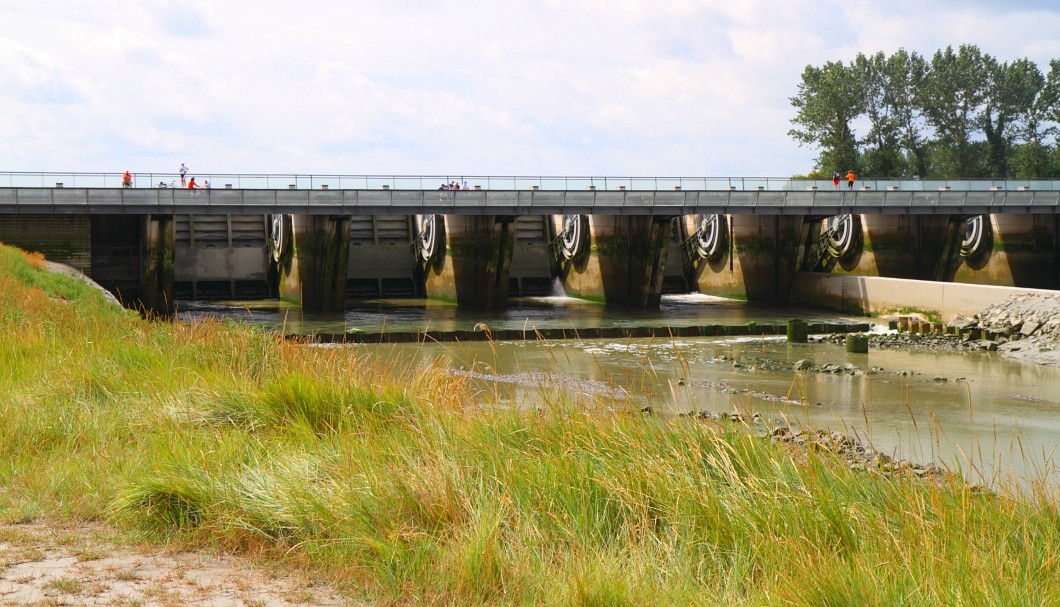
178;294;1060;491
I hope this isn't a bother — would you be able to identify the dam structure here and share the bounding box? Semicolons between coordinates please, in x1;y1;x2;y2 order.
2;172;1060;315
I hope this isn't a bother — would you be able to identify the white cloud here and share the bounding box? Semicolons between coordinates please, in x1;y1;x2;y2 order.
0;0;1058;177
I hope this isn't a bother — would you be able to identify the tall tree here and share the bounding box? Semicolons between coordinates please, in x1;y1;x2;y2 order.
788;60;864;175
854;52;905;177
885;49;932;178
982;57;1041;177
915;45;990;177
789;48;1060;179
1009;59;1056;177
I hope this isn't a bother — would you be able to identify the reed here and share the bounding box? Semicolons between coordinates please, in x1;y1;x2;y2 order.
0;243;1057;606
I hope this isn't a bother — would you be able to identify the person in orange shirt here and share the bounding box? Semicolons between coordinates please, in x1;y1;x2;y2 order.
122;171;132;188
846;170;855;190
187;177;200;189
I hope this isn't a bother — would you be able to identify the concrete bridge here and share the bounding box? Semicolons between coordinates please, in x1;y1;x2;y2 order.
1;173;1058;315
3;181;1060;216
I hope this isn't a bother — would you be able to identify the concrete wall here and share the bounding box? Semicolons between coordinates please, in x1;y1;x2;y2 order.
173;215;270;299
508;215;553;296
0;214;91;272
347;215;417;298
788;272;1057;322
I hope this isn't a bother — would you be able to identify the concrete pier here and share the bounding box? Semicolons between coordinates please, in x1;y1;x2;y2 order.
688;215;803;302
139;214;175;314
278;215;351;310
423;215;515;308
560;215;673;306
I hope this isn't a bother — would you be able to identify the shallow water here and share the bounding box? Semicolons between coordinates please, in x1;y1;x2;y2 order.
176;293;859;335
178;295;1060;491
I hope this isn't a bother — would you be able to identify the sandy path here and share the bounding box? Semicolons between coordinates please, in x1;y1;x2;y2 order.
0;523;354;606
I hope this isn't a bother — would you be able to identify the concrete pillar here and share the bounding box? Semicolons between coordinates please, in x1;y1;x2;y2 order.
423;215;514;308
690;214;802;302
278;215;351;311
947;214;1057;288
560;215;672;306
787;319;808;343
139;214;175;315
845;334;868;353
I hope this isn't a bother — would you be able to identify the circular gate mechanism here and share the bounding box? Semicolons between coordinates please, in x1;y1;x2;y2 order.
415;214;439;261
692;214;724;259
268;214;288;262
824;214;859;259
558;214;587;260
959;215;986;258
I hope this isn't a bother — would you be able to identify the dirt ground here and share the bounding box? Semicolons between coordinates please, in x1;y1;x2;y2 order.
0;522;354;606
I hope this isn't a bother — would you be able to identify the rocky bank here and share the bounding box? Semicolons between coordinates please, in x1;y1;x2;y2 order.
949;293;1060;366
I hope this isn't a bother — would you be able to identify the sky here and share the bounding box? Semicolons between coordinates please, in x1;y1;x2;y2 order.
3;0;1060;179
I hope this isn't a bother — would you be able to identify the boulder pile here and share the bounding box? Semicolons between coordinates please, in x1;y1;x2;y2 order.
951;293;1060;366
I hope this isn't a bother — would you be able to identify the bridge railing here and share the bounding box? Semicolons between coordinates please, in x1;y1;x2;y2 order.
2;172;1060;191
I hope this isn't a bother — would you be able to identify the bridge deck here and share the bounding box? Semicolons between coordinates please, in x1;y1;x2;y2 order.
1;187;1060;215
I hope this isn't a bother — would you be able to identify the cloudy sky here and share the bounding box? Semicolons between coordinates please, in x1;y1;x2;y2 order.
2;1;1060;179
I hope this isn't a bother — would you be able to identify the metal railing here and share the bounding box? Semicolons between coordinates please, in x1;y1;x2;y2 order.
1;171;1059;192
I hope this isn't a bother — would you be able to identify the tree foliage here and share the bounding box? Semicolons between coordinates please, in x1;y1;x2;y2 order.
790;45;1060;179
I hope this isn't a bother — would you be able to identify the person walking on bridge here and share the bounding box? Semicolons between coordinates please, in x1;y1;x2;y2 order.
179;163;189;187
832;170;840;189
846;169;855;190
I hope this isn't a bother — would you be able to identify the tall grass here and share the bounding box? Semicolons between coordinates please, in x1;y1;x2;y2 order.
0;243;1057;606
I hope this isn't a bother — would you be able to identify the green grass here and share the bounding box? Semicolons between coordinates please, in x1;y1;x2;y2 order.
0;243;1057;606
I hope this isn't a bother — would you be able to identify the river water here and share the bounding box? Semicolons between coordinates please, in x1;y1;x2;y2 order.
177;294;1060;492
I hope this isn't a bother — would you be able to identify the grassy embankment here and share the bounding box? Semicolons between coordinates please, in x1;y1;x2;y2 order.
0;243;1057;606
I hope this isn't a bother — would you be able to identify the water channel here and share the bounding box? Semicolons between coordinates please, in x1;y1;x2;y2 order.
177;294;1060;492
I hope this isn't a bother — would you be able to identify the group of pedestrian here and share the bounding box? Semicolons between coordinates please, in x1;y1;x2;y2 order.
438;180;469;190
180;163;209;189
832;169;856;190
120;163;209;189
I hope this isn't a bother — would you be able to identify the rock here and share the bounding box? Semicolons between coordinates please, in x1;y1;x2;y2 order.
932;376;947;383
1021;321;1041;336
43;261;123;308
793;359;812;371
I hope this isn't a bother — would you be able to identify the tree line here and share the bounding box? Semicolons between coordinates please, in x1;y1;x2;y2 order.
789;44;1060;180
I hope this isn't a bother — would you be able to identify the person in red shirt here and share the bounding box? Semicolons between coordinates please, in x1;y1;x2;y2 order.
122;171;132;188
187;177;200;189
